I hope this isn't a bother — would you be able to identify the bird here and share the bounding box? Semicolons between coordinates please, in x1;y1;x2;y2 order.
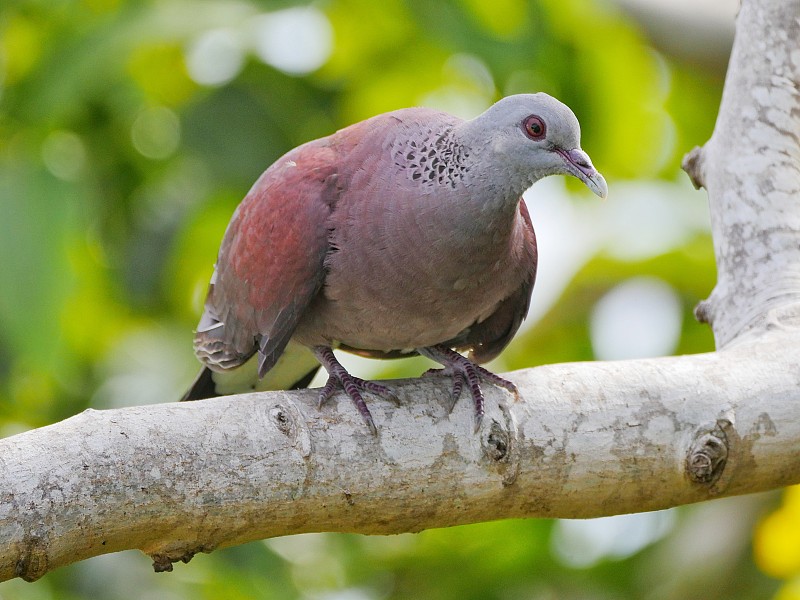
181;93;607;434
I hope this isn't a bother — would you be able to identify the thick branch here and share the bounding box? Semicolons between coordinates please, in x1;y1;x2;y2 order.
2;329;799;581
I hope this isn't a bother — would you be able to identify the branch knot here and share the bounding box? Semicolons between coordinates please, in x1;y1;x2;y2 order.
682;146;707;190
481;400;521;487
14;536;49;582
686;420;730;487
151;544;216;573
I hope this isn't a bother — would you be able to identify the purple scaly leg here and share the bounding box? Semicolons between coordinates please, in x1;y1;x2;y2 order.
418;345;517;432
313;346;396;436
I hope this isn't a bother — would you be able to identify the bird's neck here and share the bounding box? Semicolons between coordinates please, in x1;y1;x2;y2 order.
387;121;528;247
434;133;534;265
450;121;536;203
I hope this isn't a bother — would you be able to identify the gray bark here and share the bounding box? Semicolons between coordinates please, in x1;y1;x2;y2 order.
2;0;799;583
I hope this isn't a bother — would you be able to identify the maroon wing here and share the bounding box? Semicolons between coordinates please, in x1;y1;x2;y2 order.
193;142;340;377
457;199;538;364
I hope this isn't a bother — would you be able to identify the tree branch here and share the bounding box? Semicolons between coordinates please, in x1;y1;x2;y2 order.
3;331;800;581
3;0;800;583
681;0;800;346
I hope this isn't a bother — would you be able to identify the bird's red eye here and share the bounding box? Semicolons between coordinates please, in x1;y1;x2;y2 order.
522;115;546;140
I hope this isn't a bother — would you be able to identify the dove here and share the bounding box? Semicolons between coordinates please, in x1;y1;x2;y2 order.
182;93;607;434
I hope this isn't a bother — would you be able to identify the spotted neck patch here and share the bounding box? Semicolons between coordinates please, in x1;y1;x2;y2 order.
392;126;471;189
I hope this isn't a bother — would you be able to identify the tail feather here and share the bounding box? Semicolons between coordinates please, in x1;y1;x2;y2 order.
181;341;321;401
181;367;218;401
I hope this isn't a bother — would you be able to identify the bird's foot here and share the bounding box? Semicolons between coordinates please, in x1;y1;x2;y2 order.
313;346;396;436
419;345;517;432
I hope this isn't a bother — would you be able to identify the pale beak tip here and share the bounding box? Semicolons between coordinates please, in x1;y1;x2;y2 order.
592;173;608;199
558;147;608;199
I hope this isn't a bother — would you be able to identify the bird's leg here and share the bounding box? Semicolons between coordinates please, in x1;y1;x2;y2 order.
418;345;517;432
312;346;396;436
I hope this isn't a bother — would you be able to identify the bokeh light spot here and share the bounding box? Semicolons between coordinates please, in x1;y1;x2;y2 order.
42;130;87;181
131;106;181;160
553;510;676;568
249;7;333;76
755;485;800;579
590;276;682;360
186;28;245;86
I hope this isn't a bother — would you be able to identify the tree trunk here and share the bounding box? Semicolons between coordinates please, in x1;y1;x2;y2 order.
2;0;799;583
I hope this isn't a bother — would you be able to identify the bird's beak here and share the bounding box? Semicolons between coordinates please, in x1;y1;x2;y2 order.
554;147;608;199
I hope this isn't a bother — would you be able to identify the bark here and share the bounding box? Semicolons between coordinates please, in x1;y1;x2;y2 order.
2;0;799;583
682;0;800;347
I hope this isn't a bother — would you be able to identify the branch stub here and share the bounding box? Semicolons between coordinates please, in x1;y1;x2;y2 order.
686;420;731;487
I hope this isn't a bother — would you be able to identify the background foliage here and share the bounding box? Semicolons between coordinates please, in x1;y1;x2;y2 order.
0;0;792;598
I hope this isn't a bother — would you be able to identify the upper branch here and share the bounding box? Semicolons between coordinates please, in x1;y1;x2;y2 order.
684;0;800;346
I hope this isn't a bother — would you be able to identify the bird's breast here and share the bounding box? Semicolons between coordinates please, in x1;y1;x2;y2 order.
292;180;531;352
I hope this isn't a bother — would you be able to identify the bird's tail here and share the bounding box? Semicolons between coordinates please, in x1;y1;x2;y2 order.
181;366;218;401
181;341;320;401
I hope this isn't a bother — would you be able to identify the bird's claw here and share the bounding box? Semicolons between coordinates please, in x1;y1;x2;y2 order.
314;346;396;436
471;363;518;395
362;380;400;406
317;373;381;436
448;371;465;410
419;345;516;433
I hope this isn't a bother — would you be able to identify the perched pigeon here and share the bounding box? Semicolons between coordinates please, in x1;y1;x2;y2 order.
182;93;607;434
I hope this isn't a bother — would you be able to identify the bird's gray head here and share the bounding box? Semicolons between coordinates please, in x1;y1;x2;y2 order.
460;93;608;198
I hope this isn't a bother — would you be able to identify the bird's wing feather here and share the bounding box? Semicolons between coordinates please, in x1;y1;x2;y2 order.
193;142;339;376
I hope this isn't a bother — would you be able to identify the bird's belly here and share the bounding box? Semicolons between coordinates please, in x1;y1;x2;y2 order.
293;300;472;351
292;272;511;352
291;186;529;353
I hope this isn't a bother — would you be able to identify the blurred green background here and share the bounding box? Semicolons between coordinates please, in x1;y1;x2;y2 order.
0;0;795;598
